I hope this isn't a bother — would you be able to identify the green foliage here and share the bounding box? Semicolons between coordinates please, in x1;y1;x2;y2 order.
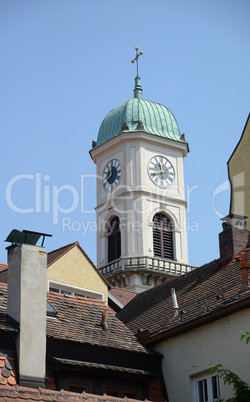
210;332;250;401
211;364;250;402
239;331;250;344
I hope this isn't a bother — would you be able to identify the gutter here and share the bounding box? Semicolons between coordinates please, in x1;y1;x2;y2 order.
143;294;250;346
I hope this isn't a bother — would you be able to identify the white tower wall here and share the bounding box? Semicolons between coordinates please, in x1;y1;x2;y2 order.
92;132;188;270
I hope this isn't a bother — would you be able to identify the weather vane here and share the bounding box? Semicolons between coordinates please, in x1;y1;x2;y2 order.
131;46;143;77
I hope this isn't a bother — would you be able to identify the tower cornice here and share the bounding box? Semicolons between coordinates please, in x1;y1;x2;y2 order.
90;131;189;162
95;189;187;212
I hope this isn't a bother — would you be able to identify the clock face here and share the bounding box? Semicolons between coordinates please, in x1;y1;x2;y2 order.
102;159;121;191
148;155;175;188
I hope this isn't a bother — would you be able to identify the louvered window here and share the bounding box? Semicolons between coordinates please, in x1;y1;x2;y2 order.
108;217;121;263
153;213;174;259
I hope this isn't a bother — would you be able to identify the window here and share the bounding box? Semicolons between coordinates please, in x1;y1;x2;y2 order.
194;372;220;402
48;281;104;300
46;300;57;318
153;213;174;259
108;216;121;263
64;379;91;393
49;287;59;293
103;384;140;399
61;290;71;295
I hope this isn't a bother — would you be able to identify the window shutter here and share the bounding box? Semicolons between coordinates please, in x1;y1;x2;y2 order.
153;213;173;259
108;217;121;263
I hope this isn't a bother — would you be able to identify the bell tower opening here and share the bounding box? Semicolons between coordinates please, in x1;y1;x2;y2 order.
153;213;174;260
108;216;121;263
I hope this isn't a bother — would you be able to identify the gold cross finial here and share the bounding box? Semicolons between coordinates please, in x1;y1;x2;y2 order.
131;46;143;77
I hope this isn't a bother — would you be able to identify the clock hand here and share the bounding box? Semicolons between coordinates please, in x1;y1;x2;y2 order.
109;166;113;178
104;167;113;183
152;162;164;175
153;167;165;174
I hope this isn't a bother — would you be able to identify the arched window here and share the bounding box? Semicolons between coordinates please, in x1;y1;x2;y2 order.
153;213;174;260
108;216;121;263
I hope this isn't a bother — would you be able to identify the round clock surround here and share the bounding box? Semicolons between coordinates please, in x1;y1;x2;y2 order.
148;155;175;188
102;159;121;191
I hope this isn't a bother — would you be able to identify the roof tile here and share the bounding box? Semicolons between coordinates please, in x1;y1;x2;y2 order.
0;283;150;355
0;264;7;273
0;385;153;401
0;355;16;388
52;358;153;376
0;375;7;385
117;249;250;342
109;288;137;306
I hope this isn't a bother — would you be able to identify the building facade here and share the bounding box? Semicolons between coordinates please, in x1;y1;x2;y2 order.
47;241;109;304
117;224;250;402
0;236;165;401
228;114;250;230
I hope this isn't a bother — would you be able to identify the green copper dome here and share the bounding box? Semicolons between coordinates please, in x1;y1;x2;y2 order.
94;77;184;148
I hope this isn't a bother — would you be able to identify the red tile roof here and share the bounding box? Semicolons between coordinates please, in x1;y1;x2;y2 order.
117;249;250;344
0;356;16;386
46;291;149;354
109;288;138;307
0;283;18;333
0;264;7;273
0;283;150;354
52;357;153;376
0;286;160;401
0;385;152;401
0;265;8;284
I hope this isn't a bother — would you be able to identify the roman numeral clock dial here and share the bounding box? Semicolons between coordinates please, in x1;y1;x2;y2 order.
102;159;121;191
148;155;175;188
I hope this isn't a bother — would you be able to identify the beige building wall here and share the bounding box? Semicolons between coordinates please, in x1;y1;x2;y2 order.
154;309;250;402
47;245;108;304
228;114;250;230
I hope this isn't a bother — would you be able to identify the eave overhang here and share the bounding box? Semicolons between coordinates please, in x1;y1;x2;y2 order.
142;293;250;347
48;357;155;380
90;130;189;163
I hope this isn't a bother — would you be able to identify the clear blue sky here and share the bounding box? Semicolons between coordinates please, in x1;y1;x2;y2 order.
1;0;249;266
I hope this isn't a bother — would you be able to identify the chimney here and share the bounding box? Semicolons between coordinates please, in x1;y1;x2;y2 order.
6;230;51;389
101;310;108;331
239;253;249;291
171;288;179;318
219;215;250;260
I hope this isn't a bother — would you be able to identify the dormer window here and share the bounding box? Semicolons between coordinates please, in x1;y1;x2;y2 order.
46;301;57;318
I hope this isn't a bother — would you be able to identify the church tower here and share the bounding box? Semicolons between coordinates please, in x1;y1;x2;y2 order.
90;51;191;292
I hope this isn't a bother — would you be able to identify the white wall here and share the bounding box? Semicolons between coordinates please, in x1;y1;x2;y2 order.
91;132;189;268
154;309;250;402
